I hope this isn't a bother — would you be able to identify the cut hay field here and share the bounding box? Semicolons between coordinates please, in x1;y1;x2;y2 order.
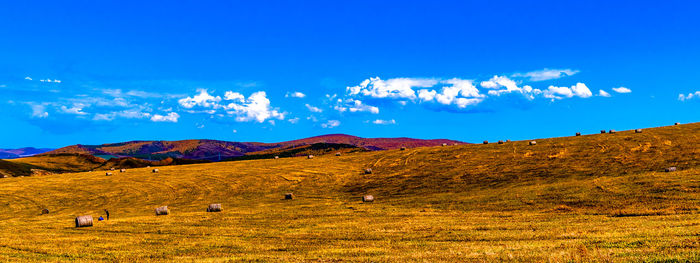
0;123;699;262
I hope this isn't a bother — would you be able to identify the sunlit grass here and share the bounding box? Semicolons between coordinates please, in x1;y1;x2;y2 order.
0;123;698;261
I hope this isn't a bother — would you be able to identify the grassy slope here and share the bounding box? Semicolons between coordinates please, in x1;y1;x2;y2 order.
0;123;698;261
0;160;38;178
9;154;106;173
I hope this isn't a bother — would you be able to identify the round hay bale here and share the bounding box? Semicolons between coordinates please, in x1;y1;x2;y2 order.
335;152;341;156
284;193;294;200
307;155;314;159
498;140;504;144
609;129;616;134
120;169;126;173
105;172;113;176
529;141;537;146
576;132;581;136
41;208;49;215
400;147;406;151
635;129;642;133
155;206;169;216
362;195;374;202
441;143;447;146
274;156;279;159
75;215;93;227
152;168;159;173
506;139;511;142
665;167;677;172
110;168;115;171
675;122;680;125
364;168;373;174
207;204;222;212
483;141;488;144
601;130;606;134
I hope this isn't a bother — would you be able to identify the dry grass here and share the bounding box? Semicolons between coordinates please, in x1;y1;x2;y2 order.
0;123;698;261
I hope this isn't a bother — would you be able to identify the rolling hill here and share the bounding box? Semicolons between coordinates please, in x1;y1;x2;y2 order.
41;134;462;161
0;122;697;261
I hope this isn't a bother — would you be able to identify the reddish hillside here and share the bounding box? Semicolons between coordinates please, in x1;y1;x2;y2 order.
270;134;463;150
41;134;463;161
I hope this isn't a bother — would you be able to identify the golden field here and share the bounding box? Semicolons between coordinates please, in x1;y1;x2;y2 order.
0;123;699;262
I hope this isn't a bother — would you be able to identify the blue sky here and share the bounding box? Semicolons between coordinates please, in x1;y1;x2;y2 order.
1;1;699;148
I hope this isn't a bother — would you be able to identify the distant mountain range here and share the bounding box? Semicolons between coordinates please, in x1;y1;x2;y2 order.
0;147;54;159
41;134;463;161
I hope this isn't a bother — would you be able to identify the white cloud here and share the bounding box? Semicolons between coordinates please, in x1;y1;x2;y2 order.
679;91;700;101
92;108;152;121
512;68;579;81
372;119;396;125
571;83;593;98
29;104;48;118
612;87;631;93
480;75;524;95
178;89;222;108
151;112;179;122
288;117;300;124
334;99;379;114
440;78;483;98
178;89;285;123
93;113;113;121
347;99;379;114
59;105;88;115
24;77;32;81
424;79;485;108
286;91;306;98
305;104;323;113
223;91;285;123
321;120;340;128
417;89;437;101
543;83;592;100
347;77;438;99
224;91;245;102
598;89;611;97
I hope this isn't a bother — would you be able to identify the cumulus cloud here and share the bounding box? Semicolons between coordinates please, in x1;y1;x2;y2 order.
480;75;525;95
151;112;180;122
372;119;396;125
178;89;222;108
321;120;340;128
305;104;323;113
419;78;485;108
598;89;611;97
347;77;438;99
543;83;592;100
512;68;579;81
612;87;632;93
178;89;285;123
224;91;245;102
286;91;306;98
678;91;700;101
223;91;285;123
334;99;379;114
